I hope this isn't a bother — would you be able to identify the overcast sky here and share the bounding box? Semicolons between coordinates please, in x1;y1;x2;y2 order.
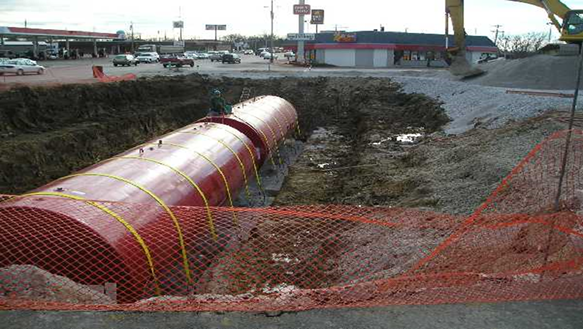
2;0;583;40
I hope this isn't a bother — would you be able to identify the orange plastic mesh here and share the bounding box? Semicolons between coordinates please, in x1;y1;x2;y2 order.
92;66;136;83
0;130;581;312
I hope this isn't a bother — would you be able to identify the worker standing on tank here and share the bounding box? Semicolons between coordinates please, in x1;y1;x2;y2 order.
208;89;232;116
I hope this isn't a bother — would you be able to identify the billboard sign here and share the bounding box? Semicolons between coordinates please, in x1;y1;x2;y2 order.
173;21;184;28
294;4;311;15
287;33;316;41
311;9;324;24
333;32;357;43
206;24;227;30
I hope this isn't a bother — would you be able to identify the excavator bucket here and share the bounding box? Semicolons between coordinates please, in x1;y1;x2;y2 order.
449;54;485;79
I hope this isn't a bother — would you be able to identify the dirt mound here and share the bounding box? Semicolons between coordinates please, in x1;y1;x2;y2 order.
471;55;580;90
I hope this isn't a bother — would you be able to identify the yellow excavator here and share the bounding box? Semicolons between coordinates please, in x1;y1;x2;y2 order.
446;0;583;77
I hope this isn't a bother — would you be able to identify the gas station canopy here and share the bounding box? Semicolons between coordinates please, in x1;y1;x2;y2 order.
0;26;121;39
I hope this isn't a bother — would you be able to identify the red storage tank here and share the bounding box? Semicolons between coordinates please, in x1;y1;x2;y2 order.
199;95;298;165
0;95;297;303
0;123;257;302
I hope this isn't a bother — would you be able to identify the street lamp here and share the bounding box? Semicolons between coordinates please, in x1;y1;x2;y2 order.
547;22;554;43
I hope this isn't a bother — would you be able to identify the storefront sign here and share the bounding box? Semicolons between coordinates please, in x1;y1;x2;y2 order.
287;33;316;41
333;32;357;43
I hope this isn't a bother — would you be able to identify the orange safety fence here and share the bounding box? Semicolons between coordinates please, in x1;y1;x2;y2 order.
0;130;581;312
92;66;136;83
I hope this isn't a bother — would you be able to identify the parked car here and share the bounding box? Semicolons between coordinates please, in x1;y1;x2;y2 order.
0;50;16;59
210;51;228;62
244;49;255;55
184;51;199;60
13;58;37;66
222;53;241;64
283;51;296;59
160;54;195;68
135;53;159;63
0;59;45;75
262;52;278;60
197;52;210;60
113;54;138;66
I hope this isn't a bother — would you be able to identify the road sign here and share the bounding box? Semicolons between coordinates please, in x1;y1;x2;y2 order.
173;21;184;28
287;33;316;41
206;24;227;31
294;4;311;15
311;9;324;24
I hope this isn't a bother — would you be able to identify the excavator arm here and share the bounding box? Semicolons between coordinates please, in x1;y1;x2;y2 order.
507;0;570;31
445;0;485;77
446;0;583;78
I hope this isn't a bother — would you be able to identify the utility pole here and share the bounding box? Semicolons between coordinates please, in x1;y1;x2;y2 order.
491;24;503;44
547;22;553;43
298;0;305;63
270;0;274;66
130;22;135;53
179;6;183;41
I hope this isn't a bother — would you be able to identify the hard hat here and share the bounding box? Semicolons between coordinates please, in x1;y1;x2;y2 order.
213;89;221;95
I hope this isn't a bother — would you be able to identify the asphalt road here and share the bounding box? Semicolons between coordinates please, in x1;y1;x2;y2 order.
2;300;583;329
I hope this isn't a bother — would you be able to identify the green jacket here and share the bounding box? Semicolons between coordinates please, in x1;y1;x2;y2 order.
210;95;227;113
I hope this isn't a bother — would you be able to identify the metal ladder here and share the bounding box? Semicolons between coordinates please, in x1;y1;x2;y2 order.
239;87;253;103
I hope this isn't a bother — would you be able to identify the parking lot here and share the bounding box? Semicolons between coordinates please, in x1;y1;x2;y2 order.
0;54;305;87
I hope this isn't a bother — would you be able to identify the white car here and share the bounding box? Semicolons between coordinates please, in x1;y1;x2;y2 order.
197;53;210;60
283;51;296;59
135;53;159;63
244;50;255;55
0;59;45;75
13;58;37;66
184;51;199;60
262;52;278;60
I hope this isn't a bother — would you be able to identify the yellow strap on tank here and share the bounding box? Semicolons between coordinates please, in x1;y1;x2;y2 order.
159;141;238;226
236;113;284;166
114;156;216;241
58;173;195;284
201;123;263;188
180;131;251;199
252;102;287;140
3;191;161;295
232;114;281;167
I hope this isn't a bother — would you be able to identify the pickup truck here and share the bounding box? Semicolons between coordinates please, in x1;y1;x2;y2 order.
160;55;195;68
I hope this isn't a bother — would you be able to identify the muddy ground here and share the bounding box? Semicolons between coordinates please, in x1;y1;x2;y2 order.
274;110;577;215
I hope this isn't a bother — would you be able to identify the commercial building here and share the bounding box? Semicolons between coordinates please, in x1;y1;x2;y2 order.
286;31;498;68
0;26;121;58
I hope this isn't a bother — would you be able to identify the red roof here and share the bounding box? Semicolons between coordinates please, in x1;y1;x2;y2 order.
5;27;118;39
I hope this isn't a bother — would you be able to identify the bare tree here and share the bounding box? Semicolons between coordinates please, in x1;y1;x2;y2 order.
497;32;548;58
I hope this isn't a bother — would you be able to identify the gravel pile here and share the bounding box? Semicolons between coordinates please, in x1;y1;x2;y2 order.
392;76;574;134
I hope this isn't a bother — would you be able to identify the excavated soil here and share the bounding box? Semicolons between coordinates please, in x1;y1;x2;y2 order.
274;110;576;214
0;75;446;194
